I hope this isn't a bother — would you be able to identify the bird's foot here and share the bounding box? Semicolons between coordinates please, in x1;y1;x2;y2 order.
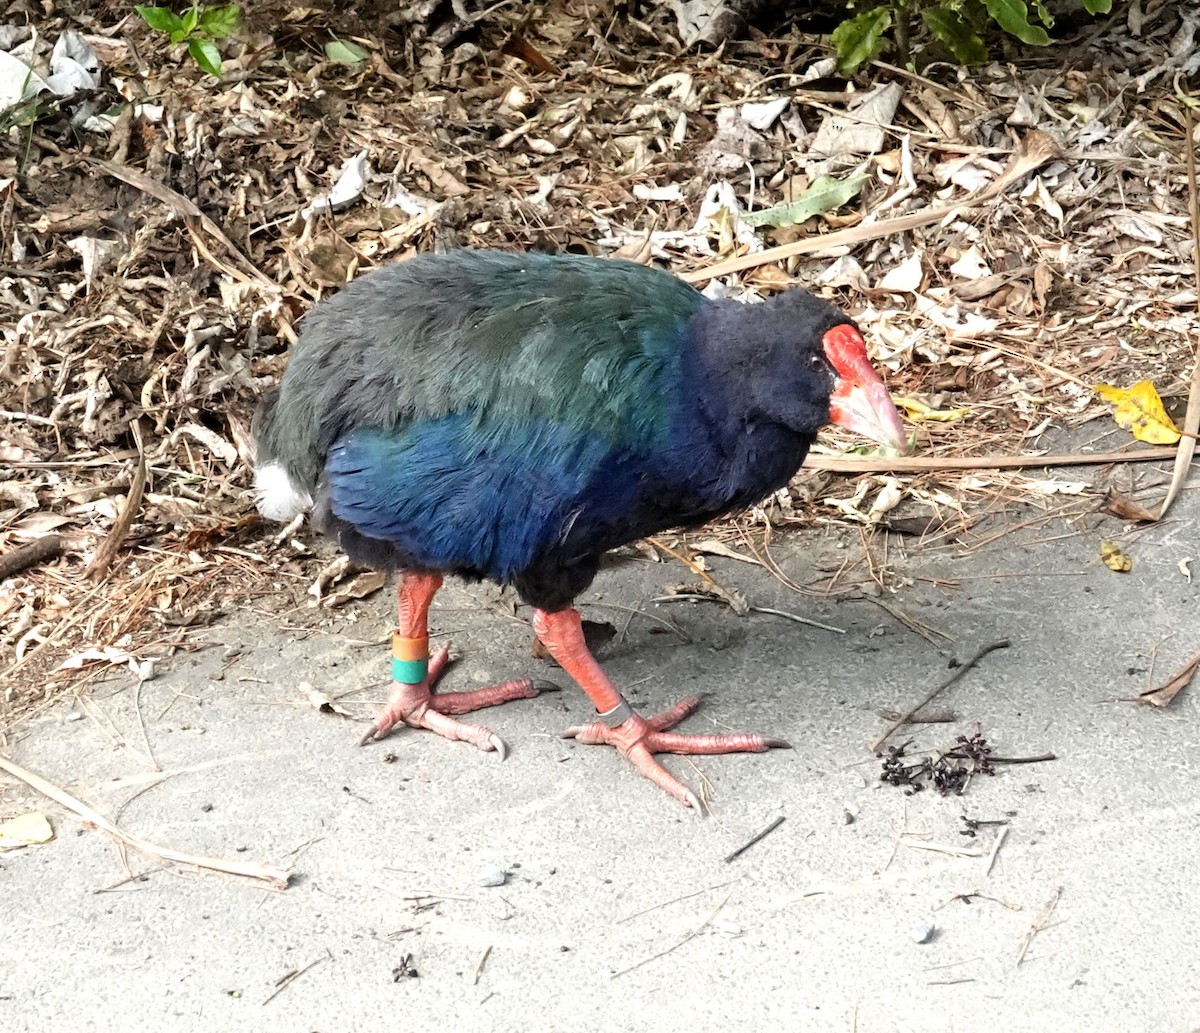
561;695;790;811
359;645;552;758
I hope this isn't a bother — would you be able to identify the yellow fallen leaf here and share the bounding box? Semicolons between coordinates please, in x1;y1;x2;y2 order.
893;396;972;422
1100;541;1132;573
1095;380;1181;444
0;811;54;850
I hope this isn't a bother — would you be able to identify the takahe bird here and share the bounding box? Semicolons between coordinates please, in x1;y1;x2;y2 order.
253;249;905;809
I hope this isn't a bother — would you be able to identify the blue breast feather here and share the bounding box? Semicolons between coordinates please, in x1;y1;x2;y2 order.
325;414;663;582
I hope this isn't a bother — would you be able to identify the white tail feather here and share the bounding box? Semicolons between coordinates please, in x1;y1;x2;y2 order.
254;462;313;521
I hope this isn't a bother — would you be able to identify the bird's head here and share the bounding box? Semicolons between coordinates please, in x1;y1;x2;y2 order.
821;323;908;453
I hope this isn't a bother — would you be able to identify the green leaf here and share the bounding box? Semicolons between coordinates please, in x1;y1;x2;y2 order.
325;37;370;66
743;174;870;228
830;7;892;77
198;4;243;39
135;6;185;34
1081;0;1111;12
982;0;1051;44
922;8;989;64
1030;0;1054;27
181;4;200;35
188;37;223;77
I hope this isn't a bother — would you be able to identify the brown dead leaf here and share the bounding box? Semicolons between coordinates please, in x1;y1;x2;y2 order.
1136;651;1200;707
324;570;388;607
1102;490;1158;523
501;33;562;76
690;540;762;565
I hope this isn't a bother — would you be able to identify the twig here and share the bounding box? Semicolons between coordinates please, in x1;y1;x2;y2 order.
951;752;1056;765
647;537;749;615
870;640;1011;752
263;950;330;1005
0;535;64;580
749;605;845;635
898;837;984;858
91;159;277;292
0;754;291;889
611;892;731;978
473;945;493;985
983;826;1009;877
1151;100;1200;521
683;131;1060;283
803;447;1178;474
617;879;737;924
86;427;148;583
1016;886;1063;966
133;676;160;773
864;595;951;644
724;816;786;863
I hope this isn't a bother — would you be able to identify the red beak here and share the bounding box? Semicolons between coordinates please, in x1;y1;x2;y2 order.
822;324;908;453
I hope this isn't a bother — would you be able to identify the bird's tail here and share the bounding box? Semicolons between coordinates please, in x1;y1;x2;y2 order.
251;388;315;521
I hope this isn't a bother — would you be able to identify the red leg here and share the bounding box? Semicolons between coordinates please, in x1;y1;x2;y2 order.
532;608;789;810
358;572;547;757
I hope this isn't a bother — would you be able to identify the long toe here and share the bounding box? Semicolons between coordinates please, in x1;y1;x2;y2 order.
428;677;546;715
642;729;791;755
418;707;508;756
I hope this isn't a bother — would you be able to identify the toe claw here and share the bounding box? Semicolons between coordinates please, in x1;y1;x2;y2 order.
683;789;703;812
765;737;792;750
357;725;382;747
488;733;508;760
531;680;563;693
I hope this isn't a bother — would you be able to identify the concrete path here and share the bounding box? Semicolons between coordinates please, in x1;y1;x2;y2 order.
3;483;1198;1032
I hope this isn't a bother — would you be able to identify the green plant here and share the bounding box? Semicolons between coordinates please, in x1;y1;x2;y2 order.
832;0;1114;76
134;3;242;78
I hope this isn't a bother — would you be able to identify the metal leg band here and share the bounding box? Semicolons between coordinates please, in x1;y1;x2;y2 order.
597;696;634;728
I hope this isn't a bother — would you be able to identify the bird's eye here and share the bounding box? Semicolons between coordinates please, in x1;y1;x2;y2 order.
808;354;827;372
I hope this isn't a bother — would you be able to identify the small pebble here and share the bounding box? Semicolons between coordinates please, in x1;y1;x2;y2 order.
910;919;936;944
476;866;507;888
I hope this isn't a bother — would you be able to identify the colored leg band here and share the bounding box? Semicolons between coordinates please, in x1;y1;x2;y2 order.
392;634;429;684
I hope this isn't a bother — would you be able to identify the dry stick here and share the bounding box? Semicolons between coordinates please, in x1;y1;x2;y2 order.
803;447;1178;474
262;950;330;1006
611;892;732;979
0;535;64;580
86;430;148;583
617;879;738;924
749;605;845;635
91;159;274;290
869;639;1011;753
1155;102;1200;521
648;536;749;614
1016;886;1063;966
983;826;1009;877
724;816;786;863
472;945;493;986
0;754;291;890
681;130;1061;284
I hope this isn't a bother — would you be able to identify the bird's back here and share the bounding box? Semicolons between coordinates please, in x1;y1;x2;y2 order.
254;250;706;505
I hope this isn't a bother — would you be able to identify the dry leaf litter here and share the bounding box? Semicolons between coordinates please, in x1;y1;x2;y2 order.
1;1;1197;729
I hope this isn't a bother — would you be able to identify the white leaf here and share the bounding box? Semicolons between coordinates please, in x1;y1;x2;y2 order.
879;252;924;293
948;246;992;280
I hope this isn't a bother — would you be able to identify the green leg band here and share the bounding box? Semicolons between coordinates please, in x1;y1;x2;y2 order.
392;657;429;684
